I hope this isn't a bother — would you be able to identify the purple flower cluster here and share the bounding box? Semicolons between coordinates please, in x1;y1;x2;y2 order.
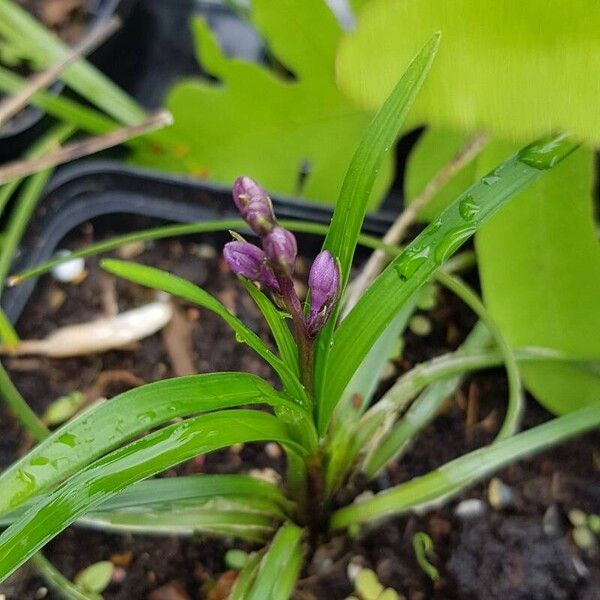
224;176;340;338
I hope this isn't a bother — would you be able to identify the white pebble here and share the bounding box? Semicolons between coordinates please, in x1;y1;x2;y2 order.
51;250;85;283
454;498;486;520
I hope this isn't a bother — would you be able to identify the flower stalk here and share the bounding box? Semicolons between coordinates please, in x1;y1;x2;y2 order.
224;177;341;405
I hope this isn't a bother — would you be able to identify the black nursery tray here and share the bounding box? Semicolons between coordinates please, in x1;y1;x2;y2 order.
3;160;398;323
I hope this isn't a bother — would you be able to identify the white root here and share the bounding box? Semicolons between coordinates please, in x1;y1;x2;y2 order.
2;300;173;358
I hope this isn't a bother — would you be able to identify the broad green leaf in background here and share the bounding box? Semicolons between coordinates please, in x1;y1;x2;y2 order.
131;0;393;208
336;0;600;144
475;145;600;414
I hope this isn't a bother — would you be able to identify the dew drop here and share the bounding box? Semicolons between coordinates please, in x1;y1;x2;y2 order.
434;225;476;264
58;433;77;447
458;195;480;222
395;247;431;281
138;410;157;425
518;133;578;170
482;175;499;186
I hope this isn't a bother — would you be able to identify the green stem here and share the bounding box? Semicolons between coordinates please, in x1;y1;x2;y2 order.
0;361;47;441
437;271;523;439
30;553;100;600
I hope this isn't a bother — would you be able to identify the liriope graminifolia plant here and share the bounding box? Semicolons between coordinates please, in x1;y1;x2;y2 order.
0;33;599;597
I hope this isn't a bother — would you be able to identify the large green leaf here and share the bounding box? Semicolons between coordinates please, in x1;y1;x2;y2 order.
0;373;311;517
101;259;309;405
475;144;600;414
317;135;579;432
331;402;600;528
0;409;305;581
336;0;600;143
131;0;392;207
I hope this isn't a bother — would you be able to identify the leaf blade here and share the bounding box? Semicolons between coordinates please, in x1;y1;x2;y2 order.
101;259;309;405
318;136;579;433
0;409;305;581
0;373;308;517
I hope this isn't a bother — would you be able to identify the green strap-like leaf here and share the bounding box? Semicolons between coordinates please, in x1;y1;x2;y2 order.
80;504;278;543
229;551;264;600
0;0;145;125
102;259;309;405
240;277;299;377
0;372;312;517
314;33;441;405
318;134;580;433
0;474;294;525
247;522;304;600
330;402;600;529
0;409;305;581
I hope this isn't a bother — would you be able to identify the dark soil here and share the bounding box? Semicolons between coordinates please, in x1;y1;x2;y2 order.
0;232;598;600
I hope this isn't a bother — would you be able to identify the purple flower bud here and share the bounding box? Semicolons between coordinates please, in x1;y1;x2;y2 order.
307;250;340;336
263;227;297;276
232;176;275;235
223;241;280;291
223;241;266;280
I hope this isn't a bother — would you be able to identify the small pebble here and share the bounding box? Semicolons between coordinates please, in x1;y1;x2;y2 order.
51;250;85;283
572;526;596;552
265;442;282;459
117;241;146;259
487;477;514;509
248;467;281;485
454;498;486;520
543;505;564;537
571;555;590;578
409;314;432;336
568;508;588;527
230;443;244;454
111;567;127;584
347;557;365;582
380;361;396;380
193;244;218;260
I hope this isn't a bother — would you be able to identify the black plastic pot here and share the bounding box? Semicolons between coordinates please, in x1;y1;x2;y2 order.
2;160;397;324
0;0;137;161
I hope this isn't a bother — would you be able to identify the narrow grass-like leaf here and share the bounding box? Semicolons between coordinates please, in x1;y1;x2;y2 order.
79;504;277;543
0;409;306;580
318;135;580;433
30;553;100;600
246;522;304;600
271;538;304;599
9;219;402;285
240;277;299;376
0;373;312;517
101;259;309;405
314;33;441;408
330;402;600;529
229;551;264;600
0;0;145;124
0;67;121;136
0;474;294;525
